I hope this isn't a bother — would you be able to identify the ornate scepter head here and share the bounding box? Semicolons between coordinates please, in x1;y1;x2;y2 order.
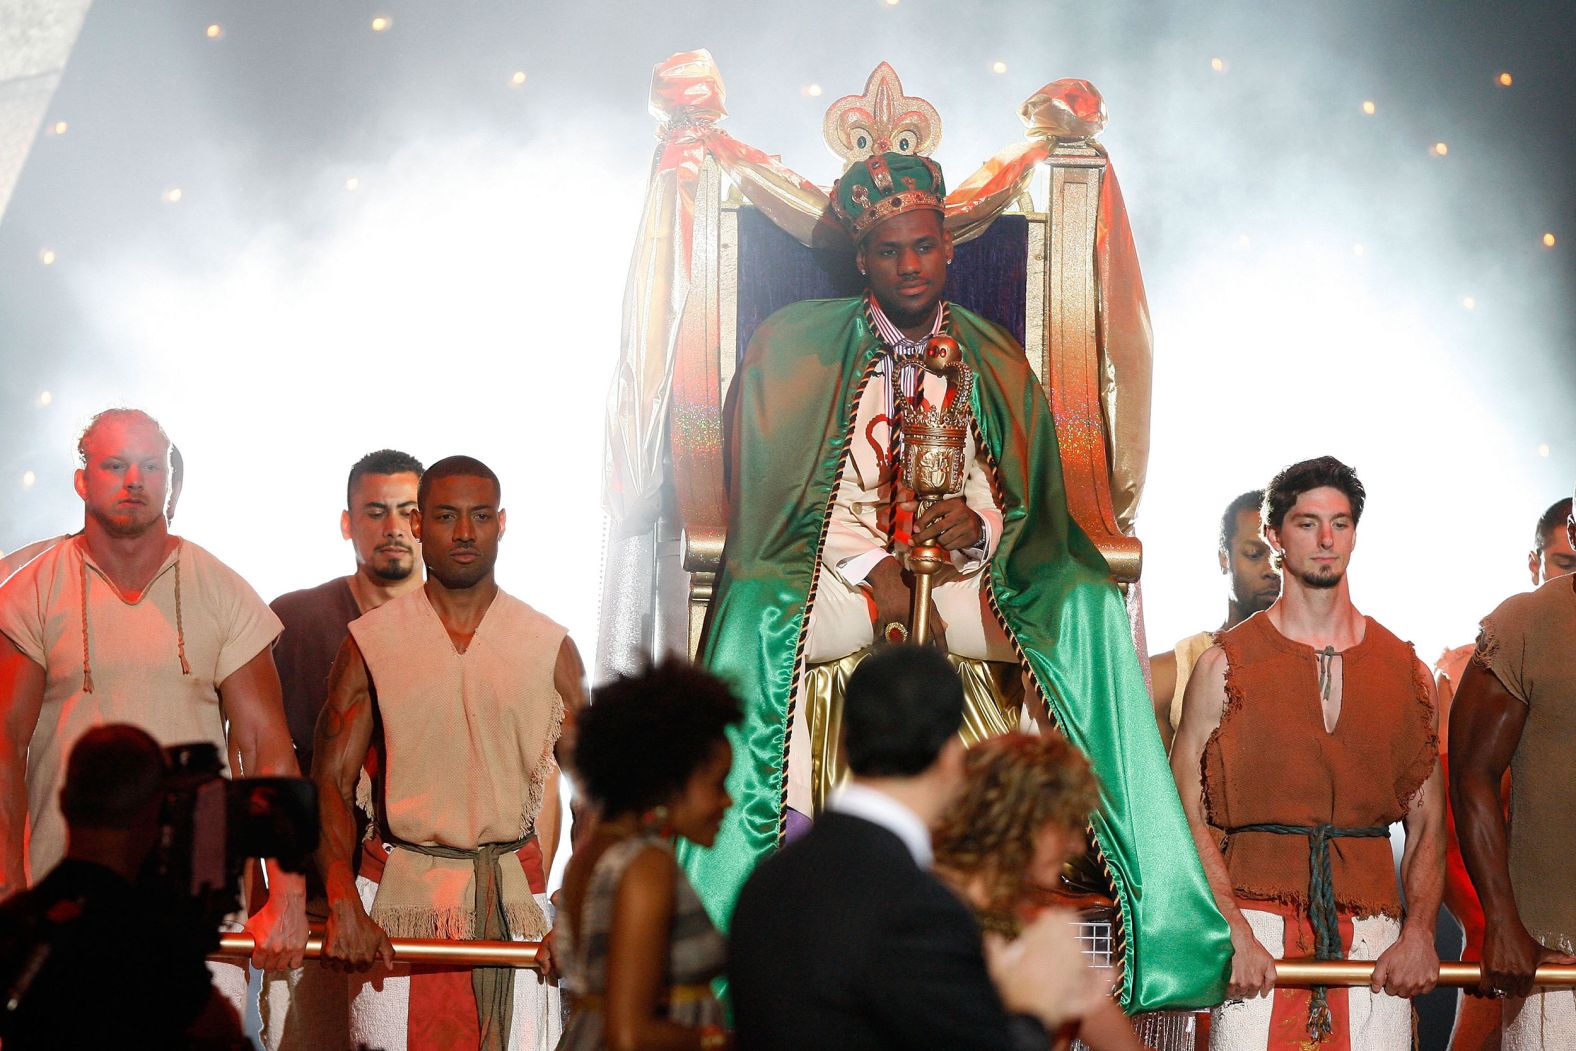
900;335;973;508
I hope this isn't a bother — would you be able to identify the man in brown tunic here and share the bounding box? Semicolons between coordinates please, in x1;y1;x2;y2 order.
1171;455;1444;1049
1450;485;1576;1050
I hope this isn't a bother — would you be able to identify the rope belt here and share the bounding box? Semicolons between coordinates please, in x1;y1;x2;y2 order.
392;830;534;1051
1226;821;1390;1044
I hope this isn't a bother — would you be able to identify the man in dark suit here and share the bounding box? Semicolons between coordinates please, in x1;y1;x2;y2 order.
728;645;1093;1049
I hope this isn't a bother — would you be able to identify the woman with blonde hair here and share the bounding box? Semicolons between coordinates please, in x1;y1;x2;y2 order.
933;732;1144;1051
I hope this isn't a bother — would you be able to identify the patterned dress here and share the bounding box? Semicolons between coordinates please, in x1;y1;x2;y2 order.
557;835;726;1050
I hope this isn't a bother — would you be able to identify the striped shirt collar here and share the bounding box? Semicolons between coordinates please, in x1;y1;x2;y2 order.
866;294;944;355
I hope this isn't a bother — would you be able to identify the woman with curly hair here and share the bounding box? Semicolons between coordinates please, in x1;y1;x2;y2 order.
933;732;1144;1051
556;662;741;1051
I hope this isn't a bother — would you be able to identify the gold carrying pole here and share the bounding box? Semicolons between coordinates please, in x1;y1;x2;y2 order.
211;930;543;970
899;336;973;645
1274;961;1576;988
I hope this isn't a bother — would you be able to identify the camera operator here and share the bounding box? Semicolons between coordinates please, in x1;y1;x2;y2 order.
0;725;246;1049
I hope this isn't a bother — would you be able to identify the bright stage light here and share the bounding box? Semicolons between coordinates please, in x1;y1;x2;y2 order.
1462;295;1476;310
20;471;36;490
991;61;1008;74
510;71;527;87
37;391;52;407
1210;57;1226;73
1361;100;1376;115
345;177;360;191
163;187;184;204
39;249;56;266
84;131;634;651
1432;142;1449;157
1498;72;1513;87
48;121;68;135
371;16;391;32
1538;443;1552;458
206;24;223;40
803;83;823;97
1544;232;1557;247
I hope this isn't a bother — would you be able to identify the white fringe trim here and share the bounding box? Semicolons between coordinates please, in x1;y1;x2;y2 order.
371;896;548;941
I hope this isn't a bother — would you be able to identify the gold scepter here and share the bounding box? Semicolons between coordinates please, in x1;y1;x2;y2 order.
899;335;973;645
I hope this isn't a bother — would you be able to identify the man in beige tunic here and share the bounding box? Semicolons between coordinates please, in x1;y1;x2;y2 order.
1450;487;1576;1051
1148;488;1280;750
314;455;580;1051
0;409;307;1007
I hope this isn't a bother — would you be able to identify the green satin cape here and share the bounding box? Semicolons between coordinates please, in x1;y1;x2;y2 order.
681;297;1230;1011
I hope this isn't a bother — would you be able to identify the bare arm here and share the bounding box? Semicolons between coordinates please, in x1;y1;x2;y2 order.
552;636;586;780
220;647;300;780
552;634;592;852
604;846;727;1051
217;647;308;970
1369;659;1442;997
310;634;392;971
0;636;44;896
1449;658;1573;997
1169;645;1273;998
538;760;562;885
1148;650;1178;754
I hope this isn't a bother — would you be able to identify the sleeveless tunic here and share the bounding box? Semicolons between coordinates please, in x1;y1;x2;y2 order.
1201;613;1435;918
349;586;564;940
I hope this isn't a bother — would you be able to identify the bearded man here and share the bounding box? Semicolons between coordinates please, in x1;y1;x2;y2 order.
686;150;1229;1011
1149;488;1281;750
314;455;578;1051
1171;456;1444;1049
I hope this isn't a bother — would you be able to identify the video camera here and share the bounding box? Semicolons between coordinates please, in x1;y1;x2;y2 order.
142;742;319;940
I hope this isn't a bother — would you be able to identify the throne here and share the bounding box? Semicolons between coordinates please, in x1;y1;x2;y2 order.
598;56;1151;666
598;54;1218;1032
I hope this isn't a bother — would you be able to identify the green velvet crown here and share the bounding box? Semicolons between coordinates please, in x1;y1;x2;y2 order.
831;151;947;242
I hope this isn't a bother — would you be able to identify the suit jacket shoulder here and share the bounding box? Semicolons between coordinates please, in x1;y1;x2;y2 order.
730;812;1032;1051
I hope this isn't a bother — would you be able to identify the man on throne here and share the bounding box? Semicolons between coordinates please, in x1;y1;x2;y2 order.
604;53;1231;1014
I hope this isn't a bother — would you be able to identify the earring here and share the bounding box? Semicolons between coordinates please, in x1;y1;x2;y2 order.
640;805;674;838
